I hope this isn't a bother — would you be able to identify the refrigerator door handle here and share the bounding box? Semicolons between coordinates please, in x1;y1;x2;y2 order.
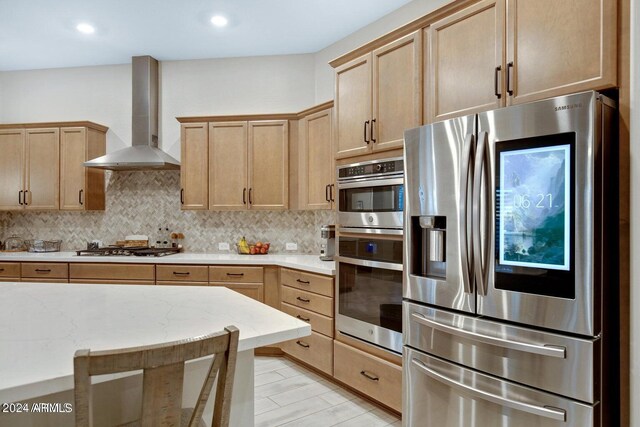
410;358;567;421
473;131;491;296
459;133;474;294
410;312;567;358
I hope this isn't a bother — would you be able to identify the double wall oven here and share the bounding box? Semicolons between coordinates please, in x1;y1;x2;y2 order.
335;157;404;354
403;92;618;426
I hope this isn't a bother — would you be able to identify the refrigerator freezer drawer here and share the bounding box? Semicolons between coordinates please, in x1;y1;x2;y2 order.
403;301;599;403
404;347;598;427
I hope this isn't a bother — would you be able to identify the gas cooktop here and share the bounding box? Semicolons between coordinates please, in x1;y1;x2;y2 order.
75;247;182;257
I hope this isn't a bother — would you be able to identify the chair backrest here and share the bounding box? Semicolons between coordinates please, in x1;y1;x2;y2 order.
74;325;239;427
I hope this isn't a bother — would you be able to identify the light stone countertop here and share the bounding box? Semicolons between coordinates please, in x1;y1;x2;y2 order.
0;252;336;275
0;282;311;403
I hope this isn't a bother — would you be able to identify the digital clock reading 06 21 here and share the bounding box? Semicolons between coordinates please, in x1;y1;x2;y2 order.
498;144;571;271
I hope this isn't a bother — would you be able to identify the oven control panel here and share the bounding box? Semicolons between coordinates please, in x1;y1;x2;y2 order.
338;158;403;180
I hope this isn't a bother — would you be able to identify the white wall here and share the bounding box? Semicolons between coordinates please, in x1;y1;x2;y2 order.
313;0;449;103
630;1;639;425
0;54;316;159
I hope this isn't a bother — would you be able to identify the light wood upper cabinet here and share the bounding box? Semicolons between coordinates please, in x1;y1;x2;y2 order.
428;0;616;120
60;127;106;210
249;120;288;210
372;31;422;151
335;54;372;159
209;122;248;210
180;122;208;210
429;0;505;122
506;0;616;105
0;129;25;210
299;107;334;210
335;31;422;159
25;128;59;210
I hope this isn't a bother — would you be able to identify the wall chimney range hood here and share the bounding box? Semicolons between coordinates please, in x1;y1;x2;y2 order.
84;56;180;170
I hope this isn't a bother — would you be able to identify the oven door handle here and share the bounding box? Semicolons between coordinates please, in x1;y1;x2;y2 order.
411;312;566;358
336;176;404;189
411;358;567;421
335;256;403;271
338;227;403;236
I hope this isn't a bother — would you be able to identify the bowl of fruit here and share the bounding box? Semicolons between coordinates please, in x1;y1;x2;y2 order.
236;237;270;255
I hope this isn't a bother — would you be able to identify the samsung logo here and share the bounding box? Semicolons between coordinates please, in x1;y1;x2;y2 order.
554;103;583;111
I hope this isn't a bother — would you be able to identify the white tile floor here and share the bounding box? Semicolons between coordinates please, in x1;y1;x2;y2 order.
254;356;401;427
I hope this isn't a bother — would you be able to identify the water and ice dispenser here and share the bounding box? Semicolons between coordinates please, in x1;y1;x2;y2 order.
412;215;447;279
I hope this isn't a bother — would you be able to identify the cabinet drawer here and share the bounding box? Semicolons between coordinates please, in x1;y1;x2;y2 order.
281;268;333;297
333;340;402;412
22;263;68;279
282;331;333;375
210;282;264;302
70;279;155;285
157;281;208;286
70;263;155;281
156;265;208;282
0;262;20;278
281;285;333;317
281;302;333;338
209;266;263;283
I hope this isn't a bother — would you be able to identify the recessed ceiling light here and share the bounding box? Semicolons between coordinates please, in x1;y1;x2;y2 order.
210;15;228;27
76;23;95;34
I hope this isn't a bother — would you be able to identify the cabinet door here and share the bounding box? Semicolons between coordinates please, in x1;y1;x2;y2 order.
335;54;372;159
209;122;248;210
60;127;86;210
0;129;25;210
300;108;333;210
248;120;288;210
372;31;422;151
506;0;616;105
429;0;505;122
180;123;208;210
25;128;59;210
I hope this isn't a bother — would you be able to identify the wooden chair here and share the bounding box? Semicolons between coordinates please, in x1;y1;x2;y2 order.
74;325;239;427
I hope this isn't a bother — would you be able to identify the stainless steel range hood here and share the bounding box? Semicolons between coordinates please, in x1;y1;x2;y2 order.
84;56;180;170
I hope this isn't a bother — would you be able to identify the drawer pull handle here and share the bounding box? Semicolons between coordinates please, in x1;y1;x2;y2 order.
360;370;379;381
35;269;52;273
296;315;310;322
296;279;310;284
226;273;244;276
296;296;310;303
173;271;190;275
0;268;4;272
296;340;310;348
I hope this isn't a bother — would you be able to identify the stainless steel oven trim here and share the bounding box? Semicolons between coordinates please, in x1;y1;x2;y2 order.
336;176;403;189
336;313;402;354
335;255;403;271
336;156;404;182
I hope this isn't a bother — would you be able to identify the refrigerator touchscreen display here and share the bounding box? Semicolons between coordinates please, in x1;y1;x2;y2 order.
498;144;571;271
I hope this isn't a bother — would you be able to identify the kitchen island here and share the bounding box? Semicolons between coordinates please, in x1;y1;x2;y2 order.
0;282;311;426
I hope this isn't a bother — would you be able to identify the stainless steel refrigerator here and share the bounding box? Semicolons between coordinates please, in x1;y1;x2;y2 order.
402;91;618;427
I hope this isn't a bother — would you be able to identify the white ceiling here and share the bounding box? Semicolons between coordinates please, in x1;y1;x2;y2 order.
0;0;414;71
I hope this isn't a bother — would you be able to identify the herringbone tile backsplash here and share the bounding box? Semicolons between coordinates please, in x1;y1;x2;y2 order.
0;171;335;254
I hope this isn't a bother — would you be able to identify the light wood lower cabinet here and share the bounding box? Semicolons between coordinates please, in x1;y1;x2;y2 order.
69;263;155;282
281;302;333;338
21;262;68;280
156;265;208;282
281;331;334;376
281;267;333;297
209;266;263;283
333;340;402;412
0;262;21;279
281;286;333;317
210;282;264;302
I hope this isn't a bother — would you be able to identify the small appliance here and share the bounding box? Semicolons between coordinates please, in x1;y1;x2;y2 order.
319;224;335;261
